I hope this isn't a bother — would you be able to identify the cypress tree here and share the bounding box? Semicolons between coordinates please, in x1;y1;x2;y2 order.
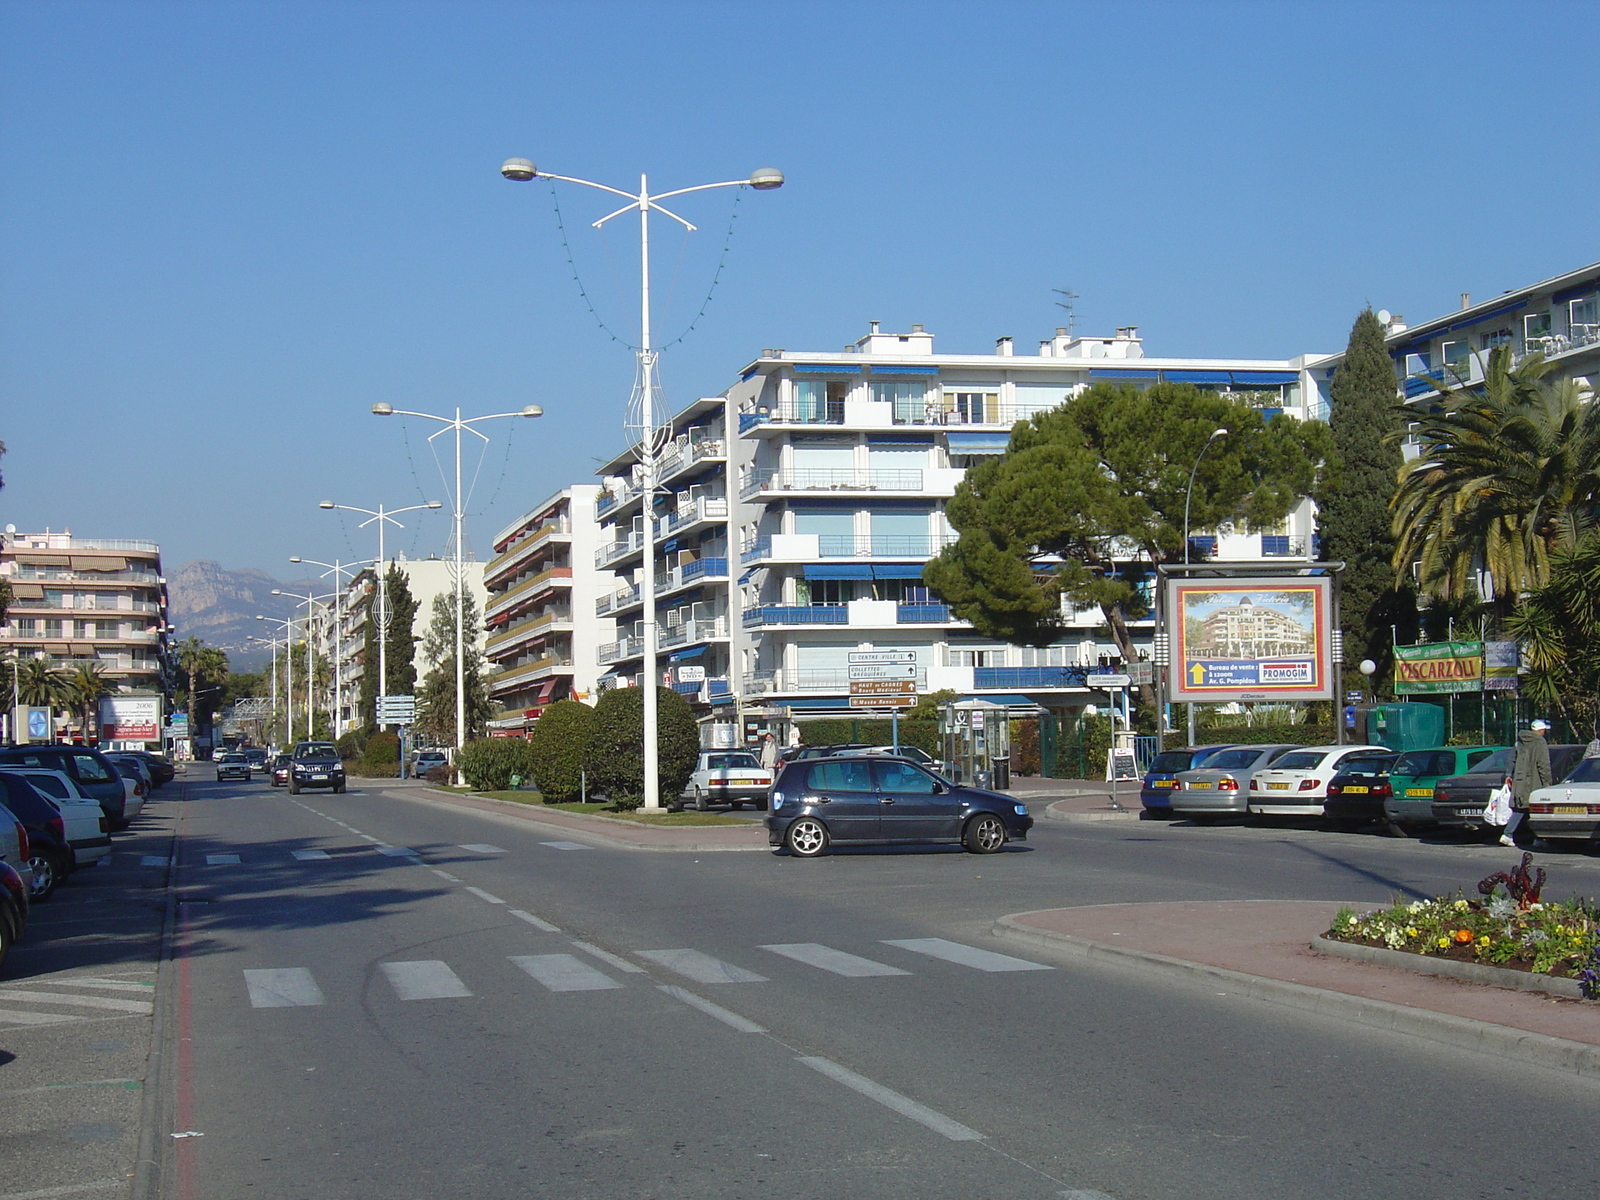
1315;309;1415;693
358;572;378;727
383;565;419;698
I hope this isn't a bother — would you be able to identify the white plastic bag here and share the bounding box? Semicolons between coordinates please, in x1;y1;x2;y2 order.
1483;781;1513;827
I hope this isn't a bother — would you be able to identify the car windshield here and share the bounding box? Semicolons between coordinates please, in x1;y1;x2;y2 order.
1148;752;1197;774
1337;757;1394;777
294;743;338;760
1467;747;1515;775
1271;751;1327;771
1200;748;1273;770
706;753;760;770
19;773;68;798
1393;750;1455;777
218;754;245;763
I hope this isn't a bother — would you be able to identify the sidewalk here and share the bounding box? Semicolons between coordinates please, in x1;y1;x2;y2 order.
995;900;1600;1078
1008;776;1141;821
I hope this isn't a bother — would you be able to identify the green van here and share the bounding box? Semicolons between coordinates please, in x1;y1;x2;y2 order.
1383;745;1507;835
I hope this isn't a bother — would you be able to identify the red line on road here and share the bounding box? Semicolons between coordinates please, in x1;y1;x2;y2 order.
173;803;199;1200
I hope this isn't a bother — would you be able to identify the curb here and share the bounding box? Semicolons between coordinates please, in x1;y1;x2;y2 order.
1312;934;1586;1000
405;788;769;853
1041;799;1138;824
131;787;185;1200
992;913;1600;1080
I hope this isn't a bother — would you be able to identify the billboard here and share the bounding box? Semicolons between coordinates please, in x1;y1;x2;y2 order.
1484;641;1520;691
1166;577;1334;704
99;695;162;741
1394;641;1483;695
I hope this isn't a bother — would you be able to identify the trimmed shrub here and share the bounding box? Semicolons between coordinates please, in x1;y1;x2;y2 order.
797;717;939;758
422;762;452;785
1164;723;1334;749
336;727;370;762
583;687;699;810
359;731;400;777
528;700;594;802
455;737;537;791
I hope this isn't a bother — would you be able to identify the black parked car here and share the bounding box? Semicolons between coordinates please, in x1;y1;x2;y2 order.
0;840;26;970
0;746;127;828
1430;744;1585;836
1321;753;1399;831
0;771;72;900
288;742;346;794
766;754;1031;857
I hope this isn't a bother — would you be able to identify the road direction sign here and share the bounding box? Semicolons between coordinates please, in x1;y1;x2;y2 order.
1086;673;1131;689
848;651;918;665
850;680;917;696
377;694;416;723
1129;661;1154;685
848;695;916;709
848;664;918;682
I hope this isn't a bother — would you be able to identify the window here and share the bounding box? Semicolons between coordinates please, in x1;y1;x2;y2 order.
706;753;760;770
796;579;852;606
71;755;115;783
44;619;63;638
806;759;875;793
1441;341;1470;370
1483;327;1514;349
947;392;999;423
44;589;63;608
1572;296;1599;328
953;648;1001;667
873;381;926;423
872;760;938;794
1525;311;1552;340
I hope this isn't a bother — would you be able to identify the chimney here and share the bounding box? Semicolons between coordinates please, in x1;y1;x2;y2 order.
1460;293;1470;310
1055;327;1069;337
910;324;924;334
995;336;1013;356
869;321;881;334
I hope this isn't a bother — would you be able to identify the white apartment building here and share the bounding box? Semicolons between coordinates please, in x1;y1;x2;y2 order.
588;321;1332;724
483;487;612;733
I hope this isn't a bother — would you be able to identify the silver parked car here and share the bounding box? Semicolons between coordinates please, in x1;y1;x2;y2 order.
1171;745;1302;823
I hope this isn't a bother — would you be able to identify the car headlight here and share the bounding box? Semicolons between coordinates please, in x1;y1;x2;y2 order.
1013;804;1028;815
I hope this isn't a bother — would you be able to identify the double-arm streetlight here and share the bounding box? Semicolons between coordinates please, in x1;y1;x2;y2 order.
247;633;286;742
500;155;783;812
289;557;377;737
272;588;337;741
318;500;441;727
369;406;541;763
254;616;296;741
1181;428;1229;744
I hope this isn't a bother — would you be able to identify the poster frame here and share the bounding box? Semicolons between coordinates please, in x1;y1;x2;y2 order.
1164;574;1336;705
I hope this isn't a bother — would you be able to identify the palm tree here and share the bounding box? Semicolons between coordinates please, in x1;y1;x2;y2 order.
67;663;108;744
16;656;71;712
1390;348;1600;606
175;636;229;738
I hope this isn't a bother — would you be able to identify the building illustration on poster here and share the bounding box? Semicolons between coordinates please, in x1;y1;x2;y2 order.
1167;577;1334;704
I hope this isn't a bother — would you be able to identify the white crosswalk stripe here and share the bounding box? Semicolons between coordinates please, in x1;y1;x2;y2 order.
636;949;767;984
458;844;506;854
291;849;330;860
511;954;622;992
244;968;326;1008
760;943;911;977
0;980;156;1027
881;938;1051;973
380;960;473;1001
539;841;592;851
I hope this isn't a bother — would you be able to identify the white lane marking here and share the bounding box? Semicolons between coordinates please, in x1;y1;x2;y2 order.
0;1010;81;1026
509;909;561;933
569;940;646;973
0;1177;127;1199
1059;1191;1119;1199
140;856;171;867
359;834;381;842
205;854;240;865
882;938;1052;973
0;990;153;1014
244;968;326;1008
464;886;505;905
291;850;330;860
798;1056;984;1141
431;869;462;882
380;960;473;1001
376;845;414;857
658;985;766;1033
459;844;506;853
636;949;767;984
760;943;911;978
510;954;622;992
539;841;592;851
39;979;155;992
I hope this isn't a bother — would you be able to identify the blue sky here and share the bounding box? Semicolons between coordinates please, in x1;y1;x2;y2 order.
3;0;1596;577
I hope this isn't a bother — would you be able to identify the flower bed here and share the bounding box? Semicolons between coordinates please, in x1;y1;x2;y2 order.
1325;854;1599;998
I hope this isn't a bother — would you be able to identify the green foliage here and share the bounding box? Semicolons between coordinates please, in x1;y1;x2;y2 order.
796;718;940;758
1316;309;1416;693
528;700;595;802
1011;718;1040;775
1505;533;1600;734
358;571;378;729
358;731;400;777
336;728;368;761
383;565;419;698
16;657;71;708
583;687;700;810
415;589;491;746
1165;723;1334;749
456;736;536;791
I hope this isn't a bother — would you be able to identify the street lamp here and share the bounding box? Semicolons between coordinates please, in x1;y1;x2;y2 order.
247;633;287;745
290;557;377;737
272;589;337;741
501;156;783;811
1182;428;1228;745
255;615;296;741
369;407;540;767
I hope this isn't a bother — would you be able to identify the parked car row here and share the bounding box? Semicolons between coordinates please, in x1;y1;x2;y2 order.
1141;740;1600;847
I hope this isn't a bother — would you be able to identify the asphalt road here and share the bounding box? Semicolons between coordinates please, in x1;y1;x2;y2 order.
132;780;1600;1197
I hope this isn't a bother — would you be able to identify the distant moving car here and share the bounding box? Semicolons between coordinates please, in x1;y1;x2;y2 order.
766;753;1031;857
411;751;448;779
243;748;269;775
1383;745;1508;836
3;769;114;869
677;751;773;811
1526;757;1600;845
1171;745;1301;824
1431;745;1584;836
0;771;73;900
1248;745;1388;819
1140;745;1241;818
289;743;346;794
269;754;292;788
0;746;127;829
0;803;28;970
215;752;251;783
1321;753;1400;831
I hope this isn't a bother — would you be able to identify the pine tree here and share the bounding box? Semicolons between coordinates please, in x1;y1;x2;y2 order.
358;571;378;728
1315;308;1415;693
415;588;491;746
383;565;419;698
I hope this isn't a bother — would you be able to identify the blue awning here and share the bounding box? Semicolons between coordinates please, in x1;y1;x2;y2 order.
1164;370;1233;383
867;364;940;375
1446;298;1526;332
668;646;706;661
1553;282;1597;304
872;565;927;579
792;363;862;374
1228;371;1298;385
803;564;873;580
946;431;1011;454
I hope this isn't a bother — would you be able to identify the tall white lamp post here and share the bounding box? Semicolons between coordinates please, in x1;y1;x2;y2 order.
289;557;377;736
247;633;286;745
273;589;336;740
500;156;783;811
368;405;541;769
318;500;441;729
255;615;296;741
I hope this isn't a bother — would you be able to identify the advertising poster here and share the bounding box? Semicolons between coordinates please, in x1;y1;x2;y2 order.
1167;577;1333;704
1394;641;1484;694
99;695;162;741
1484;641;1520;691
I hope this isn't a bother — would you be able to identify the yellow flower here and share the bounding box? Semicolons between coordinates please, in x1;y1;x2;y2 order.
1478;935;1490;946
1437;937;1450;949
1454;899;1469;911
1405;927;1418;937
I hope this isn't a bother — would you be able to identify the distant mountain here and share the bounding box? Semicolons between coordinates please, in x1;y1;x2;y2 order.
167;560;322;671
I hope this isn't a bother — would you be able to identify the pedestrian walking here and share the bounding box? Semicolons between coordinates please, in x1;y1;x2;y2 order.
758;731;777;770
1503;718;1552;847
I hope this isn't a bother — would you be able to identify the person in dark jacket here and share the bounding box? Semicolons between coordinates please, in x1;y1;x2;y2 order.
1502;719;1552;847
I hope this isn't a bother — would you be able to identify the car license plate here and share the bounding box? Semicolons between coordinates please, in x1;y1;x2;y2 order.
312;774;327;781
1554;805;1585;815
1187;781;1212;789
734;778;760;785
1406;788;1431;797
1153;779;1175;788
1343;785;1368;794
1267;782;1289;791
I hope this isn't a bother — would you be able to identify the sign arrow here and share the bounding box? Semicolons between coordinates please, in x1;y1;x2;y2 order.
1189;662;1205;686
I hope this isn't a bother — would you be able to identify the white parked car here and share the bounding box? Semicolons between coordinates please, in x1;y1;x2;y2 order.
3;769;114;868
1248;744;1388;818
677;751;773;812
1526;757;1600;844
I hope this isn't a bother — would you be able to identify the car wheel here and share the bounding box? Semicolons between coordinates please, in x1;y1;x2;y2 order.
784;817;829;858
334;782;345;794
289;779;300;795
28;852;59;901
693;788;708;812
963;813;1008;854
1386;819;1418;838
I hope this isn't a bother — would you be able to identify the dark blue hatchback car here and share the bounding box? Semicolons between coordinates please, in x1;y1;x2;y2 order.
1140;744;1241;818
766;755;1031;857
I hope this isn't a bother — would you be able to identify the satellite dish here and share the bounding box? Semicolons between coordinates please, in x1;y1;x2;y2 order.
1377;310;1392;326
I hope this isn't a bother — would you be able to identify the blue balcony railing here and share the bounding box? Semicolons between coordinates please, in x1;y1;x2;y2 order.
742;605;848;627
896;603;951;623
972;666;1090;690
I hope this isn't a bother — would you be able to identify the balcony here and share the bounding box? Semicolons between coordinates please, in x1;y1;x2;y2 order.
485;610;572;655
972;665;1089;690
13;569;161;586
739;468;927;499
1259;535;1309;558
743;605;848;628
740;399;1035;434
595;530;646;569
658;437;726;485
595;584;641;616
596;481;644;518
654;557;729;598
660;495;729;536
741;602;952;629
661;617;729;649
485;566;573;619
488;655;574;693
485;518;572;586
743;667;929;695
598;637;642;665
896;603;952;623
739;533;955;564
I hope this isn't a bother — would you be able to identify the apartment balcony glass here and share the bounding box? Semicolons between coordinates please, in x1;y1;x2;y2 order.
744;667;929;694
654;557;729;598
743;605;848;628
1259;535;1309;558
740;532;956;564
660;495;729;536
595;583;641;616
660;617;729;648
740;468;923;499
657;437;726;484
970;666;1089;689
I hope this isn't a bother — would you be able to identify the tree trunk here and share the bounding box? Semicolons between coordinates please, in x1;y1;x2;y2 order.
1098;600;1160;715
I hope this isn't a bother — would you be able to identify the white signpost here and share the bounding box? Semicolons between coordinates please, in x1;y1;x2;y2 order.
847;653;918;746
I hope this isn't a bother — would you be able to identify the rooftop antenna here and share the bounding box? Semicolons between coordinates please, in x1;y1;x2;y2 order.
1053;287;1080;334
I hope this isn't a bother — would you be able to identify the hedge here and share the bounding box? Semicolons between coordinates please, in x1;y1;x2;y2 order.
796;717;939;758
584;687;699;810
359;731;400;778
528;700;593;801
1164;724;1335;749
455;737;537;791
